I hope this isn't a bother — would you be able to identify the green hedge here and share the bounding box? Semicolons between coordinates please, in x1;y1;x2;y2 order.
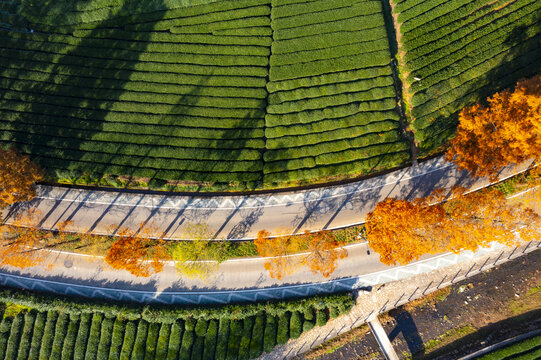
289;311;302;339
109;318;125;360
263;315;276;353
166;320;183;360
145;322;160;360
249;313;265;359
267;75;393;104
4;313;24;360
272;27;387;54
0;288;354;359
132;320;148;360
119;321;137;360
202;320;218;360
27;312;46;360
270;51;391;81
38;311;58;360
273;13;384;41
0;317;12;360
17;311;35;360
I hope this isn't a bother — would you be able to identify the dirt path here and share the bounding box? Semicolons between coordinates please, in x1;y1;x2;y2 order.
301;249;541;360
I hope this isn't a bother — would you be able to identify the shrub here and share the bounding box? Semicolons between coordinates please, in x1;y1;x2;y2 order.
238;317;254;360
155;323;171;360
214;318;229;360
190;336;204;360
166;320;183;360
144;322;160;360
0;317;12;360
132;320;149;360
248;313;264;359
179;327;194;360
95;317;114;360
302;320;314;332
119;321;137;360
109;318;126;360
202;319;218;360
276;313;290;345
226;320;242;360
16;311;36;360
316;310;328;327
194;319;208;338
289;311;303;339
4;313;24;360
60;314;79;360
38;311;59;360
27;311;46;360
263;315;277;353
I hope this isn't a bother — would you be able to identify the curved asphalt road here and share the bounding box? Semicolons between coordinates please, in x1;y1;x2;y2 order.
1;156;533;240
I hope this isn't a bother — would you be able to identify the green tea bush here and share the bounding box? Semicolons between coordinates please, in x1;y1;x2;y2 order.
238;317;254;360
118;322;137;360
0;317;12;360
316;310;328;327
144;322;160;360
61;315;79;360
289;311;302;339
273;14;383;41
225;320;242;360
272;27;387;54
4;313;24;360
16;311;36;360
329;307;340;319
272;2;381;30
249;313;264;359
263;315;276;353
38;311;58;360
214;318;229;360
166;320;183;360
202;320;218;360
179;327;195;360
27;311;46;360
132;320;149;360
155;323;171;360
276;312;290;345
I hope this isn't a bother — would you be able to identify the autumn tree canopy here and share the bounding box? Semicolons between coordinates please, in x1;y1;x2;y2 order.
446;76;541;180
254;230;348;280
105;225;168;277
0;148;43;209
171;223;228;280
0;210;45;268
365;187;540;266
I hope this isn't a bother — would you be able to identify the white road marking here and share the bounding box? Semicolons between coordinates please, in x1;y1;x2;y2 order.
32;163;456;210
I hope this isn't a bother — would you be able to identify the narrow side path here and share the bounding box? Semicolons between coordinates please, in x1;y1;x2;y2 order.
1;157;532;240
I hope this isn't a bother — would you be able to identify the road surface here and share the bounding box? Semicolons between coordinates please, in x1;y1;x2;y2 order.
1;156;532;240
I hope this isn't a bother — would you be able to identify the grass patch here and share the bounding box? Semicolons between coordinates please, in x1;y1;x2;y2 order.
423;325;477;354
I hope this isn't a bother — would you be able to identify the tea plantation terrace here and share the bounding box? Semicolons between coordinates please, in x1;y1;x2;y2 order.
0;0;539;190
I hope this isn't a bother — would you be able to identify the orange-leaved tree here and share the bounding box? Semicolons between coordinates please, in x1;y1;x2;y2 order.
298;230;348;278
446;76;541;180
254;230;348;280
0;148;43;209
254;230;303;280
0;209;45;268
365;187;540;266
105;224;168;277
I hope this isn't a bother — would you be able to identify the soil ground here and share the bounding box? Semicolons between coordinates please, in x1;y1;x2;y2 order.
300;249;541;360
